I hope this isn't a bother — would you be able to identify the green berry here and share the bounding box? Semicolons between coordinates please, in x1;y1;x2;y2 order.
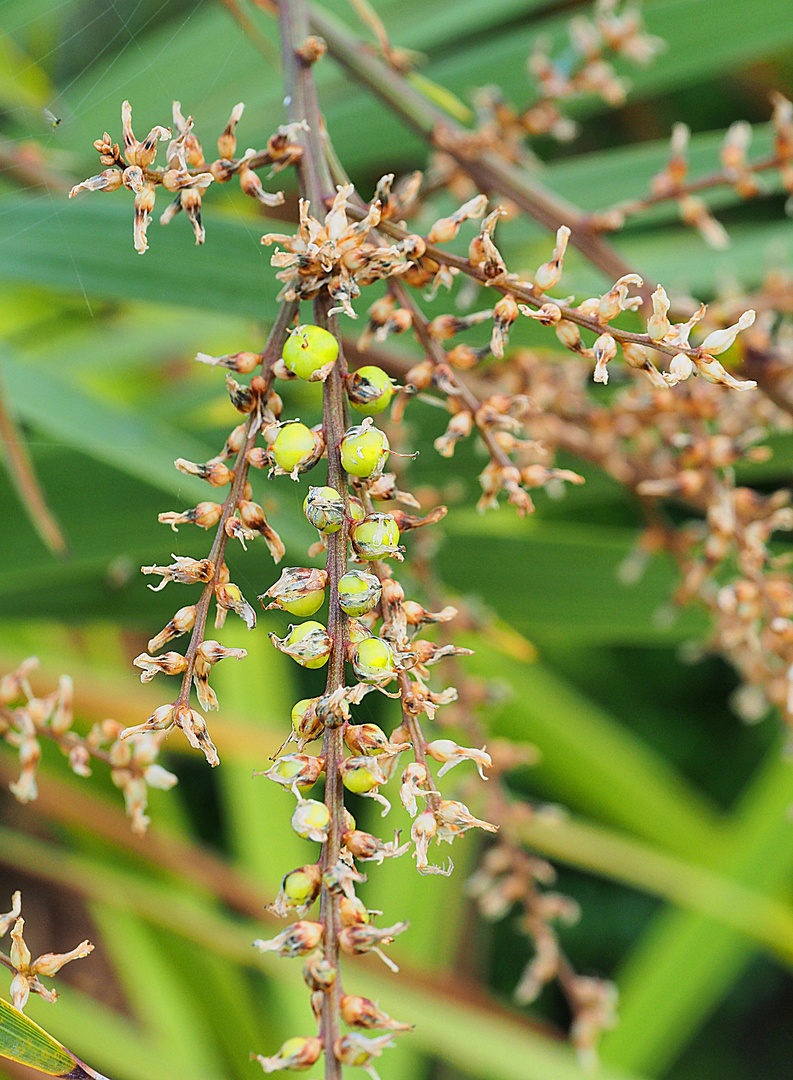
261;567;327;617
349;636;397;683
283;867;320;904
271;423;317;475
341;762;379;795
275;622;331;669
351;514;401;559
348;366;396;416
338;571;382;616
283;324;339;380
339;422;389;479
303;486;345;533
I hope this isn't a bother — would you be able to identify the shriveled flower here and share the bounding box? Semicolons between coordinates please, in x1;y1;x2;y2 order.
141;554;214;592
9;916;93;1011
215;583;257;630
334;1033;396;1080
132;651;187;683
340;995;412;1032
425;739;492;780
436;799;499;840
173;702;219;767
254;920;323;958
338;921;408;972
254;1036;323;1074
343;829;410;865
399;762;439;817
0;892;22;937
411;809;453;877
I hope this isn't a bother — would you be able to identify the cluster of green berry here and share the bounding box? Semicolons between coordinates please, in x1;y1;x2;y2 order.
265;324;404;691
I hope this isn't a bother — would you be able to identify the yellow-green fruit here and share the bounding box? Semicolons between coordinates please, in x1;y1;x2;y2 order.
271;423;316;473
351;514;401;559
350;636;396;682
337;571;381;616
283;324;339;380
280;588;325;618
303;486;345;533
342;764;379;794
283;622;331;669
349;365;396;415
339;424;389;479
284;869;317;904
292;698;319;735
280;1037;313;1060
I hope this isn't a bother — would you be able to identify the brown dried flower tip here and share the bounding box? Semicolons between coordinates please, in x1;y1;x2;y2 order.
8;912;93;1011
296;35;327;64
141;554;215;592
340;995;412;1032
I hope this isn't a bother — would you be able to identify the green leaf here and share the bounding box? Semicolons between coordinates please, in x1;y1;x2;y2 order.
465;643;721;859
0;30;51;112
0;196;281;321
440;515;707;646
1;347;217;502
600;745;793;1073
0;996;111;1079
515;809;793;967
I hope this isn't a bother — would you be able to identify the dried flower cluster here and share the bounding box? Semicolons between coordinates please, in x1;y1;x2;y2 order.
0;656;176;833
0;891;93;1012
69;100;304;252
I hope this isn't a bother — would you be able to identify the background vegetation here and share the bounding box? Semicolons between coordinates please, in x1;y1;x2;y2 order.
1;1;793;1078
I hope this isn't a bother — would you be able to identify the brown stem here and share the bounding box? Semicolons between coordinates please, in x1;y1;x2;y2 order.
361;208;732;368
582;154;784;230
278;1;347;1071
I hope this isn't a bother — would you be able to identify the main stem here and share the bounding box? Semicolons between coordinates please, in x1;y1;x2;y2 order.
278;1;347;1074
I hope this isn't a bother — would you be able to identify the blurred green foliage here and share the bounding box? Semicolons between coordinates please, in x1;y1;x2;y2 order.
1;1;793;1079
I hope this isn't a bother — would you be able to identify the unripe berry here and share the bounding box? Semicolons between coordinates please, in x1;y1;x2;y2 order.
349;637;398;683
341;760;381;795
261;567;327;617
303;485;345;533
270;422;318;476
351;514;402;560
337;571;382;616
282;324;339;380
270;622;332;668
340;421;389;479
282;865;322;906
347;366;396;416
291;798;331;840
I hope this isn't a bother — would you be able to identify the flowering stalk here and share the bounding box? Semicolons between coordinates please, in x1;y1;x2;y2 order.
582;96;793;240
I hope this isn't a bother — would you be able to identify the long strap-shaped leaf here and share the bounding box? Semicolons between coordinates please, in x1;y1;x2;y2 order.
0;996;112;1080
